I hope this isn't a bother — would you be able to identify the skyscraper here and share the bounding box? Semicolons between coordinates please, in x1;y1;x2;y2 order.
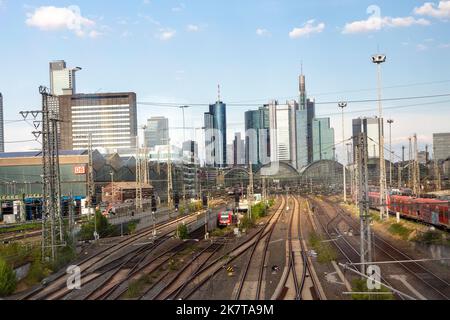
312;118;335;162
353;117;382;159
245;106;270;166
433;133;450;161
58;92;138;152
49;60;81;96
296;108;308;169
269;100;298;168
144;117;169;149
306;99;316;164
297;69;315;165
204;88;227;167
233;132;245;166
0;93;4;153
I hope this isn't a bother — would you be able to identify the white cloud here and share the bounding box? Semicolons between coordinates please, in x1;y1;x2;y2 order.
156;28;176;40
289;20;325;39
414;1;450;19
256;28;270;36
25;5;99;38
342;16;430;34
172;3;186;12
438;43;450;48
417;44;428;51
187;24;199;32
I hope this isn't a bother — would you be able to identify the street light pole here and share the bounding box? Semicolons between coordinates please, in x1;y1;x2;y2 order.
339;102;348;203
372;53;388;221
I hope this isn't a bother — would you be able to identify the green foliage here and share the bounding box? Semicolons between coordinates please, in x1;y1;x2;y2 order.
388;223;413;240
125;274;153;299
239;215;254;231
251;202;268;219
210;226;234;237
0;222;41;235
351;279;394;300
414;230;447;245
308;232;338;264
0;258;17;297
176;224;189;240
268;199;275;207
79;211;115;240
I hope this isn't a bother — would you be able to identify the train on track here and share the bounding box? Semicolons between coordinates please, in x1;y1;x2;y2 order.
368;190;450;230
217;208;237;227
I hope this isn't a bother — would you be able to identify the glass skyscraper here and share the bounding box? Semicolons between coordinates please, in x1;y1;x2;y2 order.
312;118;335;162
245;106;270;166
204;100;227;167
145;117;169;149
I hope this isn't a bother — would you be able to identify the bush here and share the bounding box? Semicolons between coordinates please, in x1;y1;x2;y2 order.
79;211;115;240
308;232;337;264
239;215;254;231
351;279;394;300
0;258;17;297
414;230;446;245
251;203;268;220
388;223;412;240
176;224;189;240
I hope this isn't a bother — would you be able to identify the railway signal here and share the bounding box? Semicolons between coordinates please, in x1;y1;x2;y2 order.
174;193;180;212
151;195;157;213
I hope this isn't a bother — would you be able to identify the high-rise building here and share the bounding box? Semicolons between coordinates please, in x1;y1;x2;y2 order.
204;93;227;167
144;117;169;149
49;60;81;96
0;93;4;153
58;92;137;152
353;117;382;159
269;100;299;168
233;132;245;166
245;106;270;166
312;118;335;162
296;108;308;169
182;140;199;198
433;133;450;161
306;99;316;164
226;144;234;167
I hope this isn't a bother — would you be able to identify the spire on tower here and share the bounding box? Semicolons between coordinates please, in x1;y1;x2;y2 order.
217;84;221;102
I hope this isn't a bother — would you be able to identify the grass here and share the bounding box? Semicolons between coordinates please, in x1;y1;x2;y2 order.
125;274;153;299
388;223;413;240
176;224;189;240
308;232;338;264
351;279;394;300
0;222;41;235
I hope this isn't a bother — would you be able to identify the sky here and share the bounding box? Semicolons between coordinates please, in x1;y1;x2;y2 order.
0;0;450;162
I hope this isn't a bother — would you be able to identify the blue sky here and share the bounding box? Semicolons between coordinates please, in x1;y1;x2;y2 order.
0;0;450;161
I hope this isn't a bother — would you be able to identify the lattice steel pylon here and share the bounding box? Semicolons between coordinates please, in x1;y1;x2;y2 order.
413;134;421;197
38;86;63;262
356;132;372;275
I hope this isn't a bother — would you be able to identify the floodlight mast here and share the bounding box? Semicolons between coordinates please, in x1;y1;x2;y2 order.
372;53;388;221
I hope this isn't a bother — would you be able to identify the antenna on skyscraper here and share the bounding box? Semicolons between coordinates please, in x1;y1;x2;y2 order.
217;84;221;102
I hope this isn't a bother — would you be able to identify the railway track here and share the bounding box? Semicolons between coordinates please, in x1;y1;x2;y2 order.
277;196;322;300
20;209;213;300
234;196;286;300
321;198;450;300
172;196;286;300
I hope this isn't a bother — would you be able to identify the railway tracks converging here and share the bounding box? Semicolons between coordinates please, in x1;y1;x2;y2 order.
308;196;450;300
20;209;213;300
170;196;286;300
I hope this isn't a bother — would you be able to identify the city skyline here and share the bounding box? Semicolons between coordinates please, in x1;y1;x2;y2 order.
0;1;449;160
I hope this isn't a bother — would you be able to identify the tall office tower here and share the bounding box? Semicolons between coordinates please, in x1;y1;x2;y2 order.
204;88;227;167
353;117;382;159
433;133;450;161
245;106;270;166
306;98;316;164
182;140;199;197
233;132;245;166
296;107;308;169
269;100;299;168
226;144;234;167
312;118;335;162
49;60;81;96
58;92;138;152
144;117;169;149
0;93;4;153
299;66;307;110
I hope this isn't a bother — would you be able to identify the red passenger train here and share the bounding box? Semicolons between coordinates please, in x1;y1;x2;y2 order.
218;209;236;227
368;191;450;230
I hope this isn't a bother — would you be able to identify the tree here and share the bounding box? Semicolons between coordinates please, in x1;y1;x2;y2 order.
0;258;17;297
